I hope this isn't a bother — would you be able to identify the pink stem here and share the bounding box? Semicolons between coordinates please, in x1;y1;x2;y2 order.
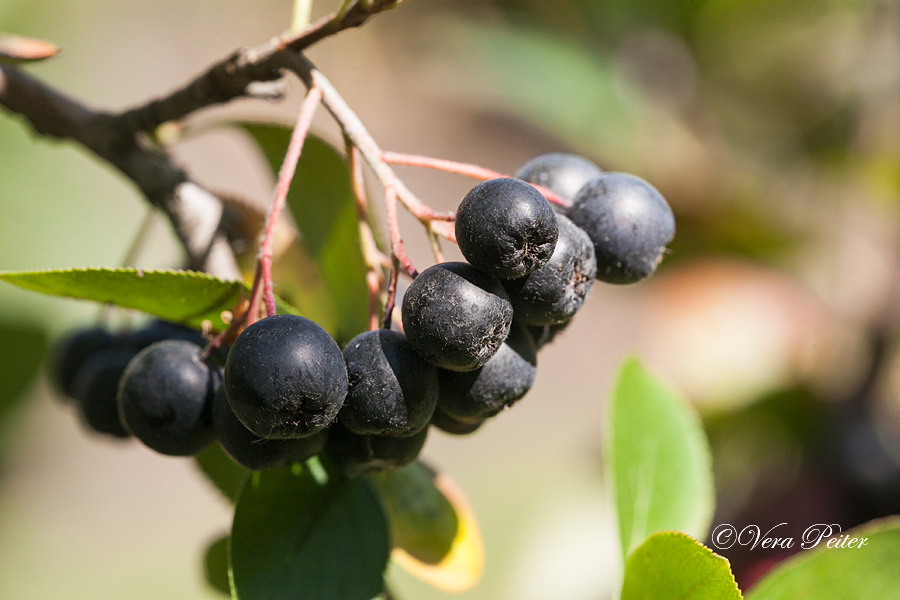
347;141;386;331
382;258;400;331
384;185;418;279
258;86;323;317
382;150;570;208
288;57;457;224
245;267;264;327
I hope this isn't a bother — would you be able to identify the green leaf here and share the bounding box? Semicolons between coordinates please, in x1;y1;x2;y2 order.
746;518;900;600
194;443;249;503
243;125;369;344
621;532;742;600
604;357;714;558
230;463;390;600
370;461;484;592
203;534;231;597
0;268;298;331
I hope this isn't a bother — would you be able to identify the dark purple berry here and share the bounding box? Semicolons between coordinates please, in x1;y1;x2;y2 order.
437;321;537;422
568;173;675;284
455;178;558;279
117;340;217;456
324;421;429;476
52;326;119;398
503;214;597;325
340;329;438;437
212;387;328;470
70;347;135;438
401;262;513;372
224;314;347;439
430;406;485;436
516;152;604;207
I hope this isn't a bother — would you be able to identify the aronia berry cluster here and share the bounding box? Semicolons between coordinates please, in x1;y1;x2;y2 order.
51;153;675;476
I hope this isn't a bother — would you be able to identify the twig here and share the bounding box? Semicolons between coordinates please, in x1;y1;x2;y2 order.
382;150;570;208
347;142;389;331
116;2;404;135
382;257;400;330
258;86;322;317
384;186;418;278
0;1;409;276
427;227;444;263
0;64;239;276
120;206;158;268
284;53;455;227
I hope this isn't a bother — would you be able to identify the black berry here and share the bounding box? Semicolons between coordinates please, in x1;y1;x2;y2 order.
503;214;597;325
339;329;438;437
212;387;328;470
117;340;217;456
52;326;119;398
438;321;537;422
568;173;675;284
455;178;558;279
70;347;135;439
224;314;348;439
516;152;604;205
401;262;513;372
430;406;485;436
324;421;429;476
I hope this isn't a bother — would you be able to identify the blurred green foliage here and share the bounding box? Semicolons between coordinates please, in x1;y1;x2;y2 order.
406;0;898;267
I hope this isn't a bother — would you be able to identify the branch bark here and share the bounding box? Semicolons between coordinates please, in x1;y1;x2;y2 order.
0;1;402;277
0;64;236;276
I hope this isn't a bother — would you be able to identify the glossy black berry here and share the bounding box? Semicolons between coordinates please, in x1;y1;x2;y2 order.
70;347;135;438
212;387;328;470
224;314;348;439
339;329;438;437
516;152;604;205
568;173;675;284
52;326;119;398
401;262;513;372
438;321;537;422
430;406;485;436
324;421;429;476
503;214;597;325
455;178;558;279
117;340;217;456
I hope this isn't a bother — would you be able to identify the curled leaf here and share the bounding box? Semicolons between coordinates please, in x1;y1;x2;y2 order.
371;461;485;593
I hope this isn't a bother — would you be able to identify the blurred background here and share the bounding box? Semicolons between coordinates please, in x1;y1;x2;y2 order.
2;0;900;598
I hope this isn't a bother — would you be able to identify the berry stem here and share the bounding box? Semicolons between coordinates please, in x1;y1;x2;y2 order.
427;227;445;263
120;206;157;269
286;54;455;225
384;185;418;279
428;219;456;244
245;262;264;328
382;150;569;208
382;257;400;330
347;141;389;331
258;85;323;318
